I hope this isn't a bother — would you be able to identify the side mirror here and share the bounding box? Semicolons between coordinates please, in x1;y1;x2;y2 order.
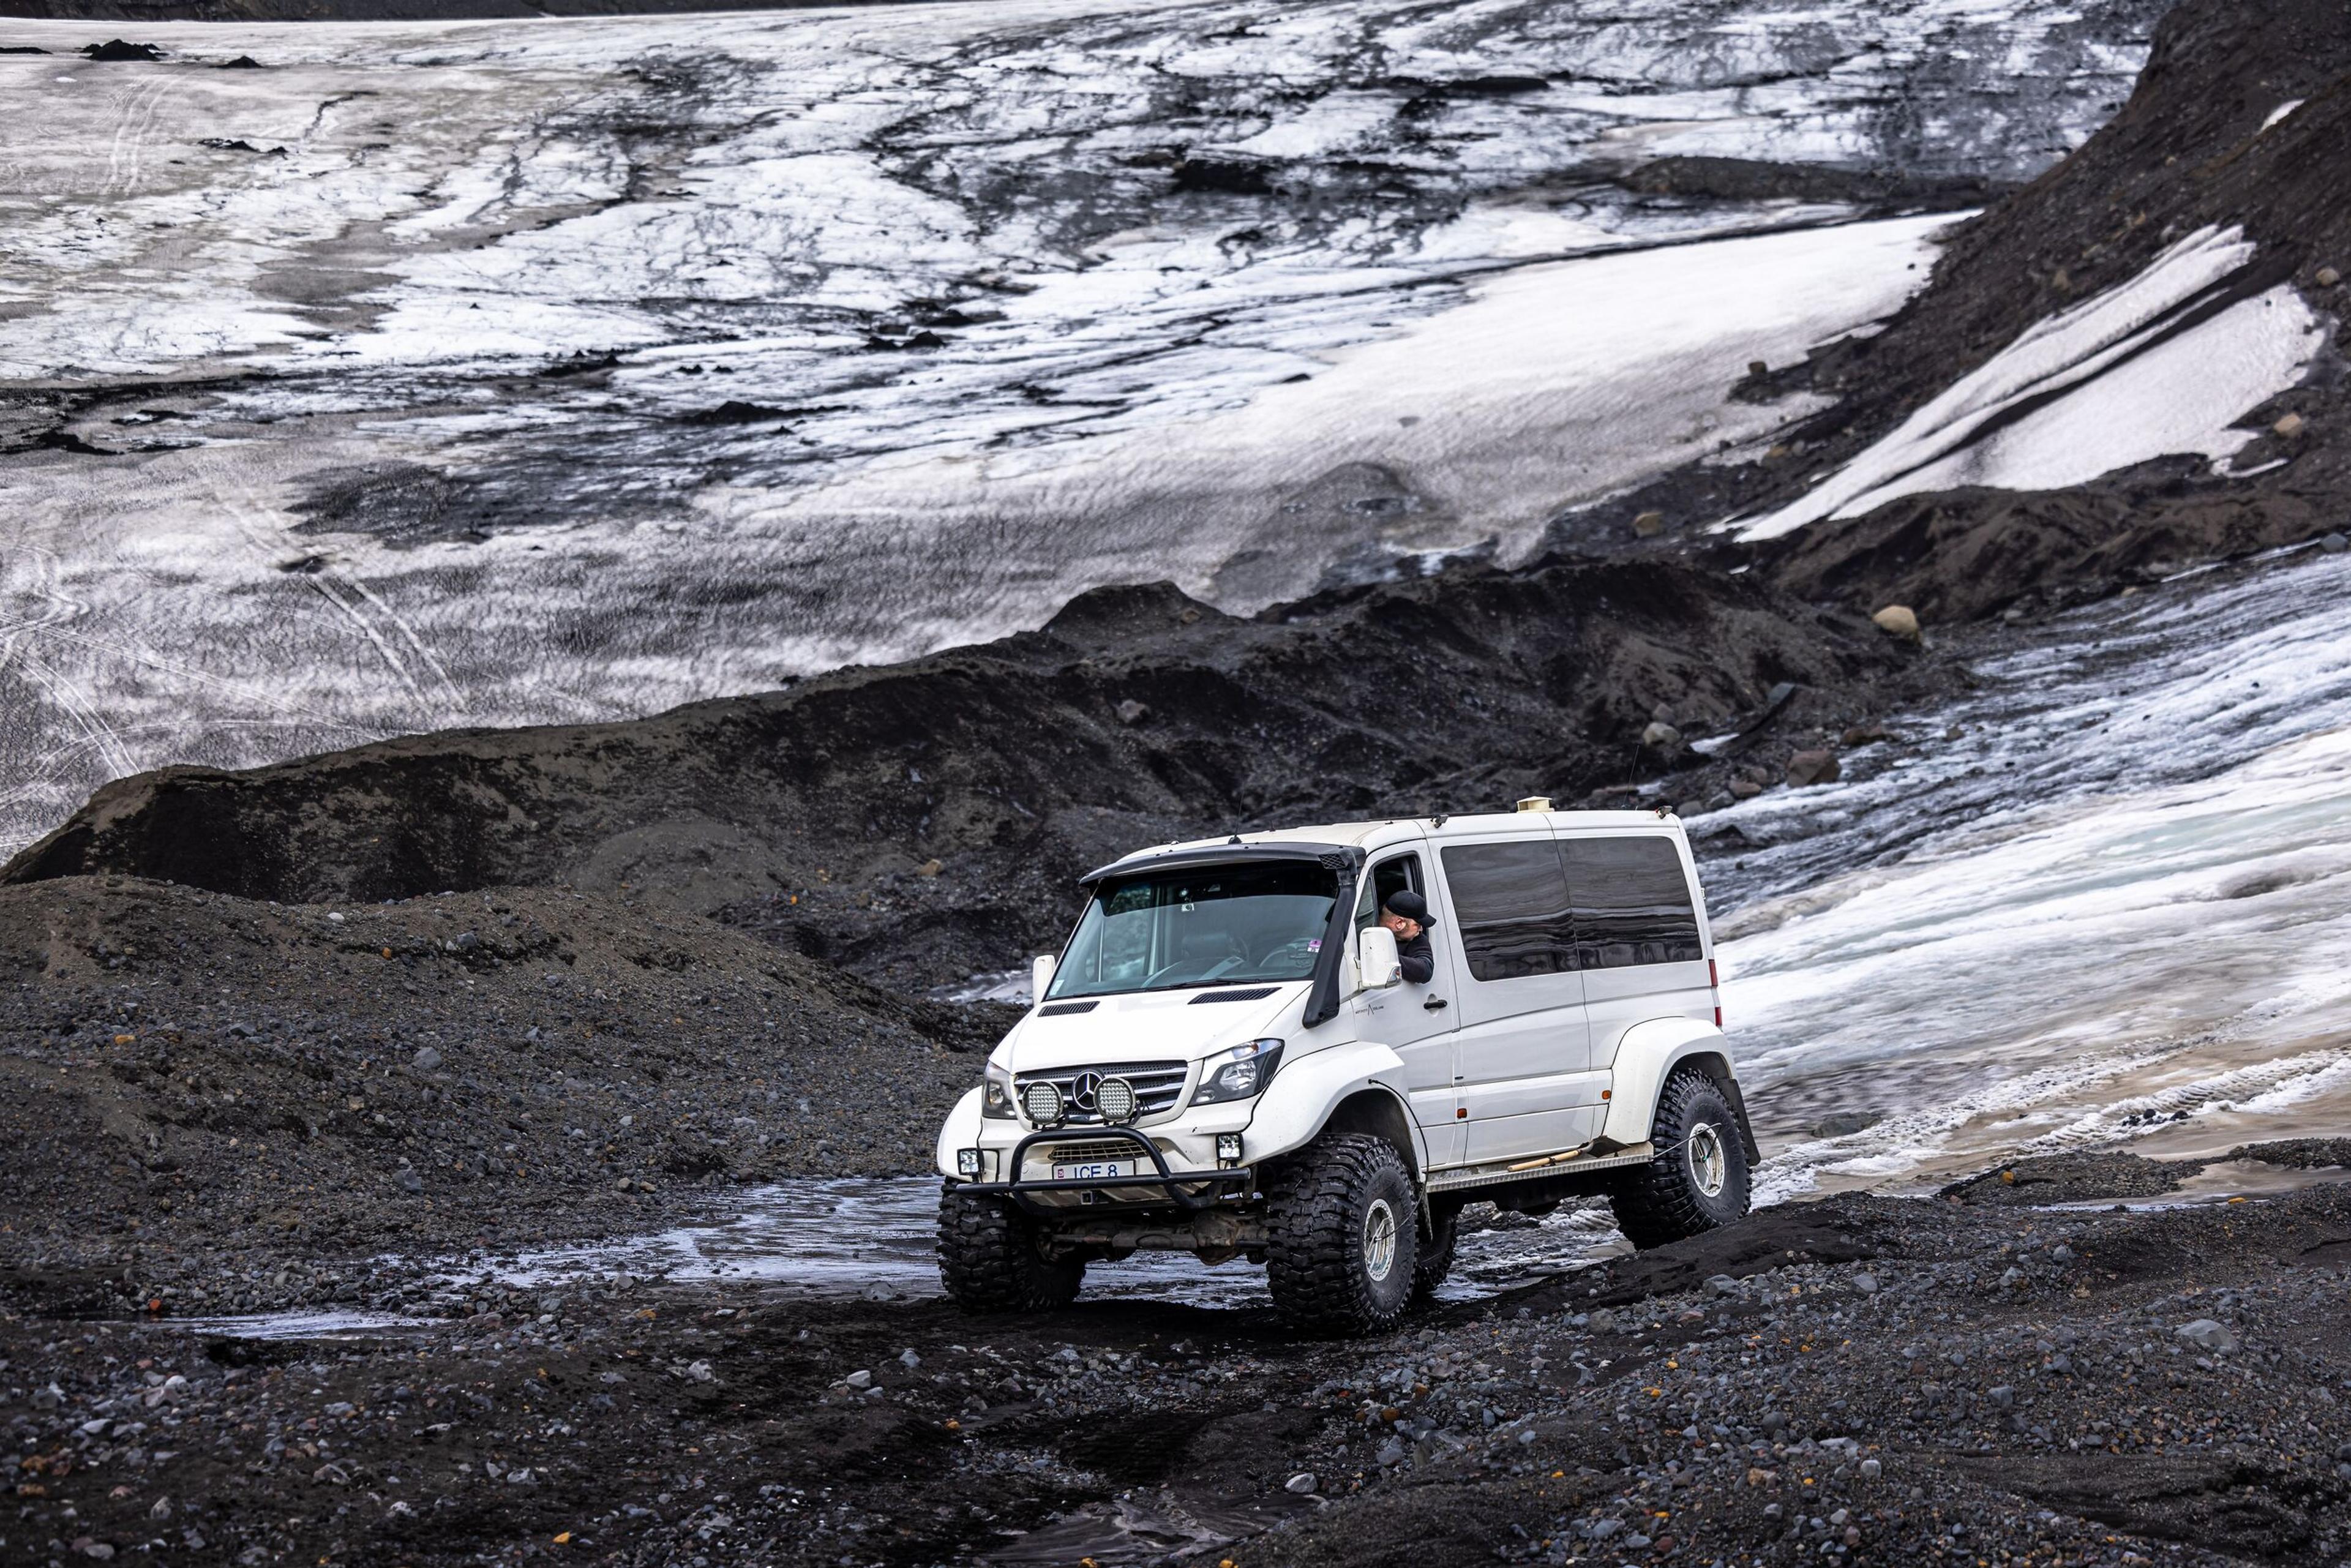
1030;954;1057;1002
1357;926;1401;991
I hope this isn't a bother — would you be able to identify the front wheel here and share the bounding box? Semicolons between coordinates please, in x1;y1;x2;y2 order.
1608;1068;1752;1249
938;1187;1084;1312
1265;1134;1419;1335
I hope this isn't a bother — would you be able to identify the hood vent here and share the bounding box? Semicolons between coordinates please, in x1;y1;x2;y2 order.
1189;986;1280;1004
1038;1001;1098;1016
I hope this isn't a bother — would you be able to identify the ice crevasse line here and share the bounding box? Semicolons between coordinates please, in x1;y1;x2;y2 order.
1737;225;2326;542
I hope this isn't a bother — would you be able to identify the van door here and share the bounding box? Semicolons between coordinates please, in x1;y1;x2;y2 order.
1348;847;1464;1168
1431;833;1604;1165
1562;833;1714;1081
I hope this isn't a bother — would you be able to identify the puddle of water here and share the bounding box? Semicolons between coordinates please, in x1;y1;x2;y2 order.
452;1178;1626;1310
167;1310;438;1340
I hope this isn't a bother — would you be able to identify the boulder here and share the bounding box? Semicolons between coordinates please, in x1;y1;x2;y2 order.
1785;749;1840;787
1870;604;1921;640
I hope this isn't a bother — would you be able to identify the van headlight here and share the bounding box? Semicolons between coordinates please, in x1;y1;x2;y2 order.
982;1061;1015;1119
1190;1039;1284;1106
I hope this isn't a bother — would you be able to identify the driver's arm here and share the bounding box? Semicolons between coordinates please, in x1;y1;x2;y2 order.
1398;934;1434;985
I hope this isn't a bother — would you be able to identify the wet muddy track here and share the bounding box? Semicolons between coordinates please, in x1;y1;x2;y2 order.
5;1177;2348;1566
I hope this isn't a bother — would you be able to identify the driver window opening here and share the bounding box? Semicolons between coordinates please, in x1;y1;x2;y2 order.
1355;853;1424;931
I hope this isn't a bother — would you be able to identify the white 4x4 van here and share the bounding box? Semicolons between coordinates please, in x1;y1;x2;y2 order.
934;802;1757;1334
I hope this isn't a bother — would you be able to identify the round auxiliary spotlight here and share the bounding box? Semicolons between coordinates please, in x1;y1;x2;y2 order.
1021;1079;1065;1125
1095;1076;1139;1124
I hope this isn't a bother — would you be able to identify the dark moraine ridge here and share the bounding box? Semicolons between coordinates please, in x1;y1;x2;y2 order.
2;561;1922;988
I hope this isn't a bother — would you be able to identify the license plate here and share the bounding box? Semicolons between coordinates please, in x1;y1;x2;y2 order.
1052;1160;1138;1181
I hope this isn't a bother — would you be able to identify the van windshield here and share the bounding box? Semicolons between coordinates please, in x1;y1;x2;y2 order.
1048;860;1337;999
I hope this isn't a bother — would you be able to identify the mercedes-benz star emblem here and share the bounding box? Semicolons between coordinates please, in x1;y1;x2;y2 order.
1070;1072;1101;1113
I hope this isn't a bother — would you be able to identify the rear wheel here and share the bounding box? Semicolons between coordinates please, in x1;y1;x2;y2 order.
1608;1068;1752;1250
937;1186;1084;1312
1265;1134;1419;1335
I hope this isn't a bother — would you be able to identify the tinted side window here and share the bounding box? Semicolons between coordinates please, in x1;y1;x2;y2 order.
1562;836;1701;968
1439;841;1573;981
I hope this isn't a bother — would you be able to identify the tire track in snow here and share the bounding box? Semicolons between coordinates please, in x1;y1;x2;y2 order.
203;459;467;725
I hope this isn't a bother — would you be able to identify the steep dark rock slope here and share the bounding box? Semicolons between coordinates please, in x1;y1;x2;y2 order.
1554;0;2350;622
2;563;1914;986
1750;0;2351;618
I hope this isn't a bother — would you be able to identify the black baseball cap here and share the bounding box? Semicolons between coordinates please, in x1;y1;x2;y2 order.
1384;890;1436;927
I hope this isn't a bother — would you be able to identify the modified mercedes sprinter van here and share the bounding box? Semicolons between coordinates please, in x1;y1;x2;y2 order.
933;803;1757;1334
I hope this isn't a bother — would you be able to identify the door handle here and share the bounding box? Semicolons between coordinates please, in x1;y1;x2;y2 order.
1423;997;1449;1011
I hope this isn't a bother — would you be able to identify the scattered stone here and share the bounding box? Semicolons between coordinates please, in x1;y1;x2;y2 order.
219;54;264;68
1633;511;1666;538
1785;749;1840;787
2273;412;2306;439
1641;720;1682;751
1870;604;1921;641
393;1169;424;1195
1115;699;1152;726
2175;1319;2239;1354
1853;1274;1880;1294
1749;359;1769;376
1286;1472;1318;1493
2319;533;2348;555
1727;778;1762;800
916;858;943;877
1809;1110;1881;1138
413;1046;443;1071
2317;266;2341;287
82;39;163;60
844;1369;874;1389
1377;1437;1406;1466
1859;1458;1881;1480
1839;721;1889;748
898;1347;921;1369
1706;1274;1739;1297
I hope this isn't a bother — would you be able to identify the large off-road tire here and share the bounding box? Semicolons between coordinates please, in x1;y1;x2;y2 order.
1265;1134;1419;1335
1608;1067;1753;1250
1412;1199;1461;1302
937;1186;1084;1313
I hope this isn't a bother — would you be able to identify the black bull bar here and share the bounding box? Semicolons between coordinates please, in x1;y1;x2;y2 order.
953;1127;1255;1218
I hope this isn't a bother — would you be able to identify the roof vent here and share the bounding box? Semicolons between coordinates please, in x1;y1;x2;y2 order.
1515;796;1553;812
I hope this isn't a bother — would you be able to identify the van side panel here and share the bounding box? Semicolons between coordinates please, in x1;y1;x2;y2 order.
1430;832;1600;1165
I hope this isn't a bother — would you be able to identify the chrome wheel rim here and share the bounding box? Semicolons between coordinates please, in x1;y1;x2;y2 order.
1688;1122;1728;1198
1363;1198;1399;1283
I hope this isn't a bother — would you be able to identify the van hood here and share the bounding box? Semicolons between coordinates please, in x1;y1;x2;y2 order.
997;982;1307;1071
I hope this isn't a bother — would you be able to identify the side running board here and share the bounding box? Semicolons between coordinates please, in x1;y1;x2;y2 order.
1425;1141;1656;1196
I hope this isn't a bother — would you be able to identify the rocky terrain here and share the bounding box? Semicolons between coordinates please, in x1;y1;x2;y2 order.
0;875;1010;1288
2;0;2349;1564
2;1151;2346;1567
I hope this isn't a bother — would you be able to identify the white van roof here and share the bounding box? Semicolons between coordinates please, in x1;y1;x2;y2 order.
1089;809;1686;881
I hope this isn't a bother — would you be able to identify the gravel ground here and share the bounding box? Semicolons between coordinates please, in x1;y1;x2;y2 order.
1;1157;2345;1567
0;876;1009;1311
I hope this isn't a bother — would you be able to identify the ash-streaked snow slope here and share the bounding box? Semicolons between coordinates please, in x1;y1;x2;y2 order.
1706;546;2351;1199
1739;225;2329;542
0;0;2164;852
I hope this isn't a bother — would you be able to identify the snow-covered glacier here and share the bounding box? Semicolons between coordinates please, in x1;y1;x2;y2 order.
0;0;2167;849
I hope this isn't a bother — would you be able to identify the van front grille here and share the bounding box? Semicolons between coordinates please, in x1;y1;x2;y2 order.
1014;1060;1189;1124
1044;1139;1152;1166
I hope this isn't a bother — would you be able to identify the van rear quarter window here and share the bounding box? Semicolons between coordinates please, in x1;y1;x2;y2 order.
1562;836;1702;967
1439;840;1574;980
